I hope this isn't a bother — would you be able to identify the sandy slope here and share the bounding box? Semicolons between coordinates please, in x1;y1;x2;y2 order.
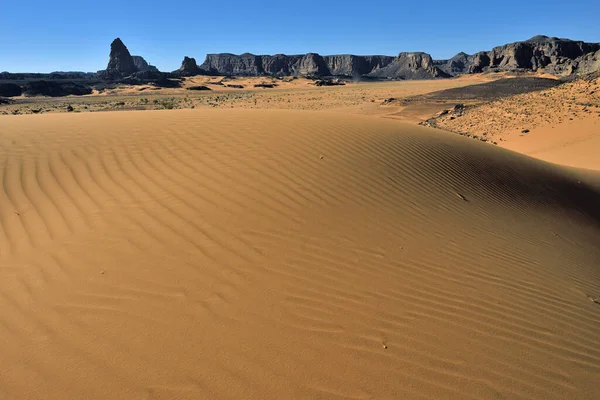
1;109;600;399
434;76;600;169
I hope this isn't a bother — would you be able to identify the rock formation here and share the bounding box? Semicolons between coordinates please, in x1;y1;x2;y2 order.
368;52;449;79
22;81;93;97
90;35;600;82
434;52;473;76
132;56;158;72
323;55;394;77
98;38;161;80
436;36;600;76
0;83;22;97
575;49;600;75
176;56;204;76
104;38;137;78
198;52;440;79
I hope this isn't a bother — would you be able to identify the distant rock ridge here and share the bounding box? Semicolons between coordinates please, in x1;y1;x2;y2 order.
194;35;600;79
435;36;600;76
198;52;446;79
88;36;600;82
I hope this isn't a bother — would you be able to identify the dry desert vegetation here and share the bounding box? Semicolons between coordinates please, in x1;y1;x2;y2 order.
1;74;600;400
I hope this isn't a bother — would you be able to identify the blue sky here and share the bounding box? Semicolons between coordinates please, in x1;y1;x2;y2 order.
1;0;599;72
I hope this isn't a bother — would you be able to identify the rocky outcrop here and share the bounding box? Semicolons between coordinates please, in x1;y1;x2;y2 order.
98;38;160;80
434;52;473;76
575;49;600;75
22;81;93;97
200;53;261;75
132;56;158;72
323;55;394;77
368;52;449;79
260;53;328;76
0;83;22;97
436;36;600;76
199;52;439;79
177;56;203;76
285;53;329;76
104;38;137;78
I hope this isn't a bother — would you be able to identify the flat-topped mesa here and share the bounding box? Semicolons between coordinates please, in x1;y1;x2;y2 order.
198;52;436;78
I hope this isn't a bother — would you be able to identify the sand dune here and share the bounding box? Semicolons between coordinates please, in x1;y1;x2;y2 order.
433;75;600;169
1;109;600;399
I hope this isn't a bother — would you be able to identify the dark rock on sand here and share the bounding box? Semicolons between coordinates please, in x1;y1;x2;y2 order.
177;56;204;76
187;85;211;90
0;83;22;97
104;38;137;78
22;81;93;97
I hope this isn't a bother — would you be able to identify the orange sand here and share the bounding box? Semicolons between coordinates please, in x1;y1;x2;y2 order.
1;109;600;399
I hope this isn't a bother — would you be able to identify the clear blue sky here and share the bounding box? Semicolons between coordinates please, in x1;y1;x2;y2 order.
2;0;599;72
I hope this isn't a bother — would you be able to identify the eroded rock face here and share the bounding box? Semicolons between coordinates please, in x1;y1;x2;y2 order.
132;56;158;72
199;52;432;78
323;55;395;77
105;38;137;77
368;52;449;79
177;56;203;76
435;52;473;76
289;53;330;76
98;38;161;80
575;49;600;75
200;53;263;76
436;36;600;76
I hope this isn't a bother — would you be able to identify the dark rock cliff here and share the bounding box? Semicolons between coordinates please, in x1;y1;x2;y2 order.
176;56;203;76
198;52;440;79
132;56;158;72
436;36;600;76
98;38;161;80
323;55;395;77
368;52;449;79
103;38;137;78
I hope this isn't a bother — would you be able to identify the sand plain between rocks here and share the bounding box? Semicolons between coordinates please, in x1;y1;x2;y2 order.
1;109;600;399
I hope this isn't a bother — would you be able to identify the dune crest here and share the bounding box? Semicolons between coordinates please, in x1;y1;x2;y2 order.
1;109;600;399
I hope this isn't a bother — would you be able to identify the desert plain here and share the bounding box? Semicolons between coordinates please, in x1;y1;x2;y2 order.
1;71;600;400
